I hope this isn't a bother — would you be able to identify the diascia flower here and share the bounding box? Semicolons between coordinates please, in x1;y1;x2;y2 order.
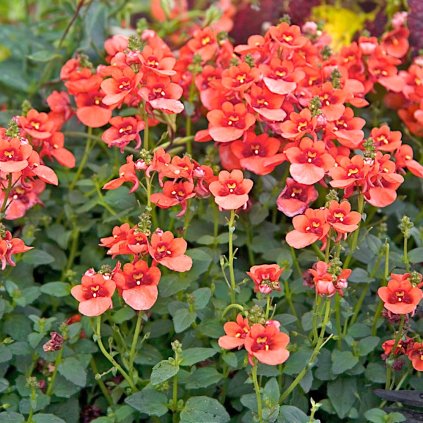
326;200;361;238
218;314;250;349
0;229;32;270
378;276;423;315
103;155;141;193
308;261;351;297
209;169;253;210
245;323;290;366
114;260;161;310
407;342;423;371
276;178;318;217
71;271;116;317
102;116;144;151
150;180;195;216
286;208;330;249
247;264;284;294
148;230;192;272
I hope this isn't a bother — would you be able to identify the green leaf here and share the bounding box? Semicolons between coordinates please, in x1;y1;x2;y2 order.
0;378;9;393
111;307;136;324
58;357;87;387
365;363;386;384
357;336;380;356
180;396;230;423
389;412;406;422
27;50;61;62
327;377;357;419
364;409;386;423
331;350;359;374
264;378;280;405
348;323;371;338
349;268;375;283
0;344;12;363
150;360;179;385
409;247;423;263
32;414;66;423
125;389;168;417
284;349;312;375
40;282;70;298
22;249;54;266
278;406;308;423
0;412;25;423
180;348;217;366
185;367;222;389
173;309;196;333
192;287;211;310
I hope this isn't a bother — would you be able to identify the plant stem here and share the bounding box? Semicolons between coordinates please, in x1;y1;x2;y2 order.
0;174;12;216
227;210;237;304
334;294;342;349
343;193;364;269
95;317;137;391
129;312;143;372
46;348;63;397
284;280;300;327
385;315;405;390
90;359;113;406
280;298;332;403
251;363;263;423
143;111;149;151
172;374;178;423
403;235;410;272
69;127;93;191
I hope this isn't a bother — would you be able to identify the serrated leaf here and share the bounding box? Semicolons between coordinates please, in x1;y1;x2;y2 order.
180;396;229;423
150;360;179;385
125;389;168;417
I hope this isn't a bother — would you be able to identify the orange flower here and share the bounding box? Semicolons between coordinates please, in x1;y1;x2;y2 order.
326;200;361;236
207;102;255;142
308;261;351;297
285;138;335;185
218;314;250;350
148;230;192;272
245;323;290;366
407;342;423;371
114;260;161;310
371;125;402;152
247;264;284;294
71;272;116;317
0;230;32;270
103;155;140;193
19;109;56;140
286;208;330;249
0;136;33;174
150;180;195;216
221;62;259;92
209;169;253;210
378;277;423;315
102;116;144;151
244;83;286;122
268;22;307;50
280;109;317;140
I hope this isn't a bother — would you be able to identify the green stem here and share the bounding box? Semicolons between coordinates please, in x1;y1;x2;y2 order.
335;294;342;349
280;299;332;403
172;374;179;423
403;236;410;272
251;363;263;423
143;112;149;151
0;174;12;216
228;210;237;304
312;243;325;261
222;303;244;317
69;127;93;191
343;194;364;269
265;296;272;320
284;280;300;326
129;312;143;372
46;348;63;396
90;359;113;406
385;315;406;390
95;317;137;391
290;247;302;278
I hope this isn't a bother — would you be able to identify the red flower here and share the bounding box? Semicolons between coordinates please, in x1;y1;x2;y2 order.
218;314;250;350
114;260;161;310
326;200;361;237
276;177;318;217
209;169;253;210
244;83;286;121
103;155;140;193
279;109;317;140
382;338;412;358
149;230;192;272
286;208;330;249
140;45;176;77
0;230;32;270
71;272;116;317
75;86;112;128
395;145;423;178
0;136;33;173
150;180;195;216
247;264;284;294
19;109;56;140
102;116;144;151
268;22;307;49
378;277;423;315
207;102;255;142
230;132;285;175
245;323;290;365
317;82;347;122
371;125;402;152
308;261;351;297
186;28;219;62
407;342;423;371
221;62;259;92
285;138;335;185
381;27;409;59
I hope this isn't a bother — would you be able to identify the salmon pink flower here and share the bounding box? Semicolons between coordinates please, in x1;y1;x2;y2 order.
41;132;76;169
247;264;284;294
395;145;423;178
0;229;32;270
209;169;253;210
46;91;73;121
19;109;56;140
114;260;161;310
103;155;140;193
308;261;351;297
230;132;285;175
221;62;259;92
285;138;335;185
245;323;290;365
286;208;330;249
378;277;423;315
218;314;250;350
70;271;116;317
186;28;219;62
276;178;318;217
207;102;255;142
149;230;192;272
102;116;144;151
407;342;423;371
279;109;317;140
269;22;307;49
326;200;361;237
0;136;33;173
381;26;409;59
371;125;402;152
317;82;347;122
140;45;176;77
244;83;286;121
75;87;112;128
150;180;195;216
